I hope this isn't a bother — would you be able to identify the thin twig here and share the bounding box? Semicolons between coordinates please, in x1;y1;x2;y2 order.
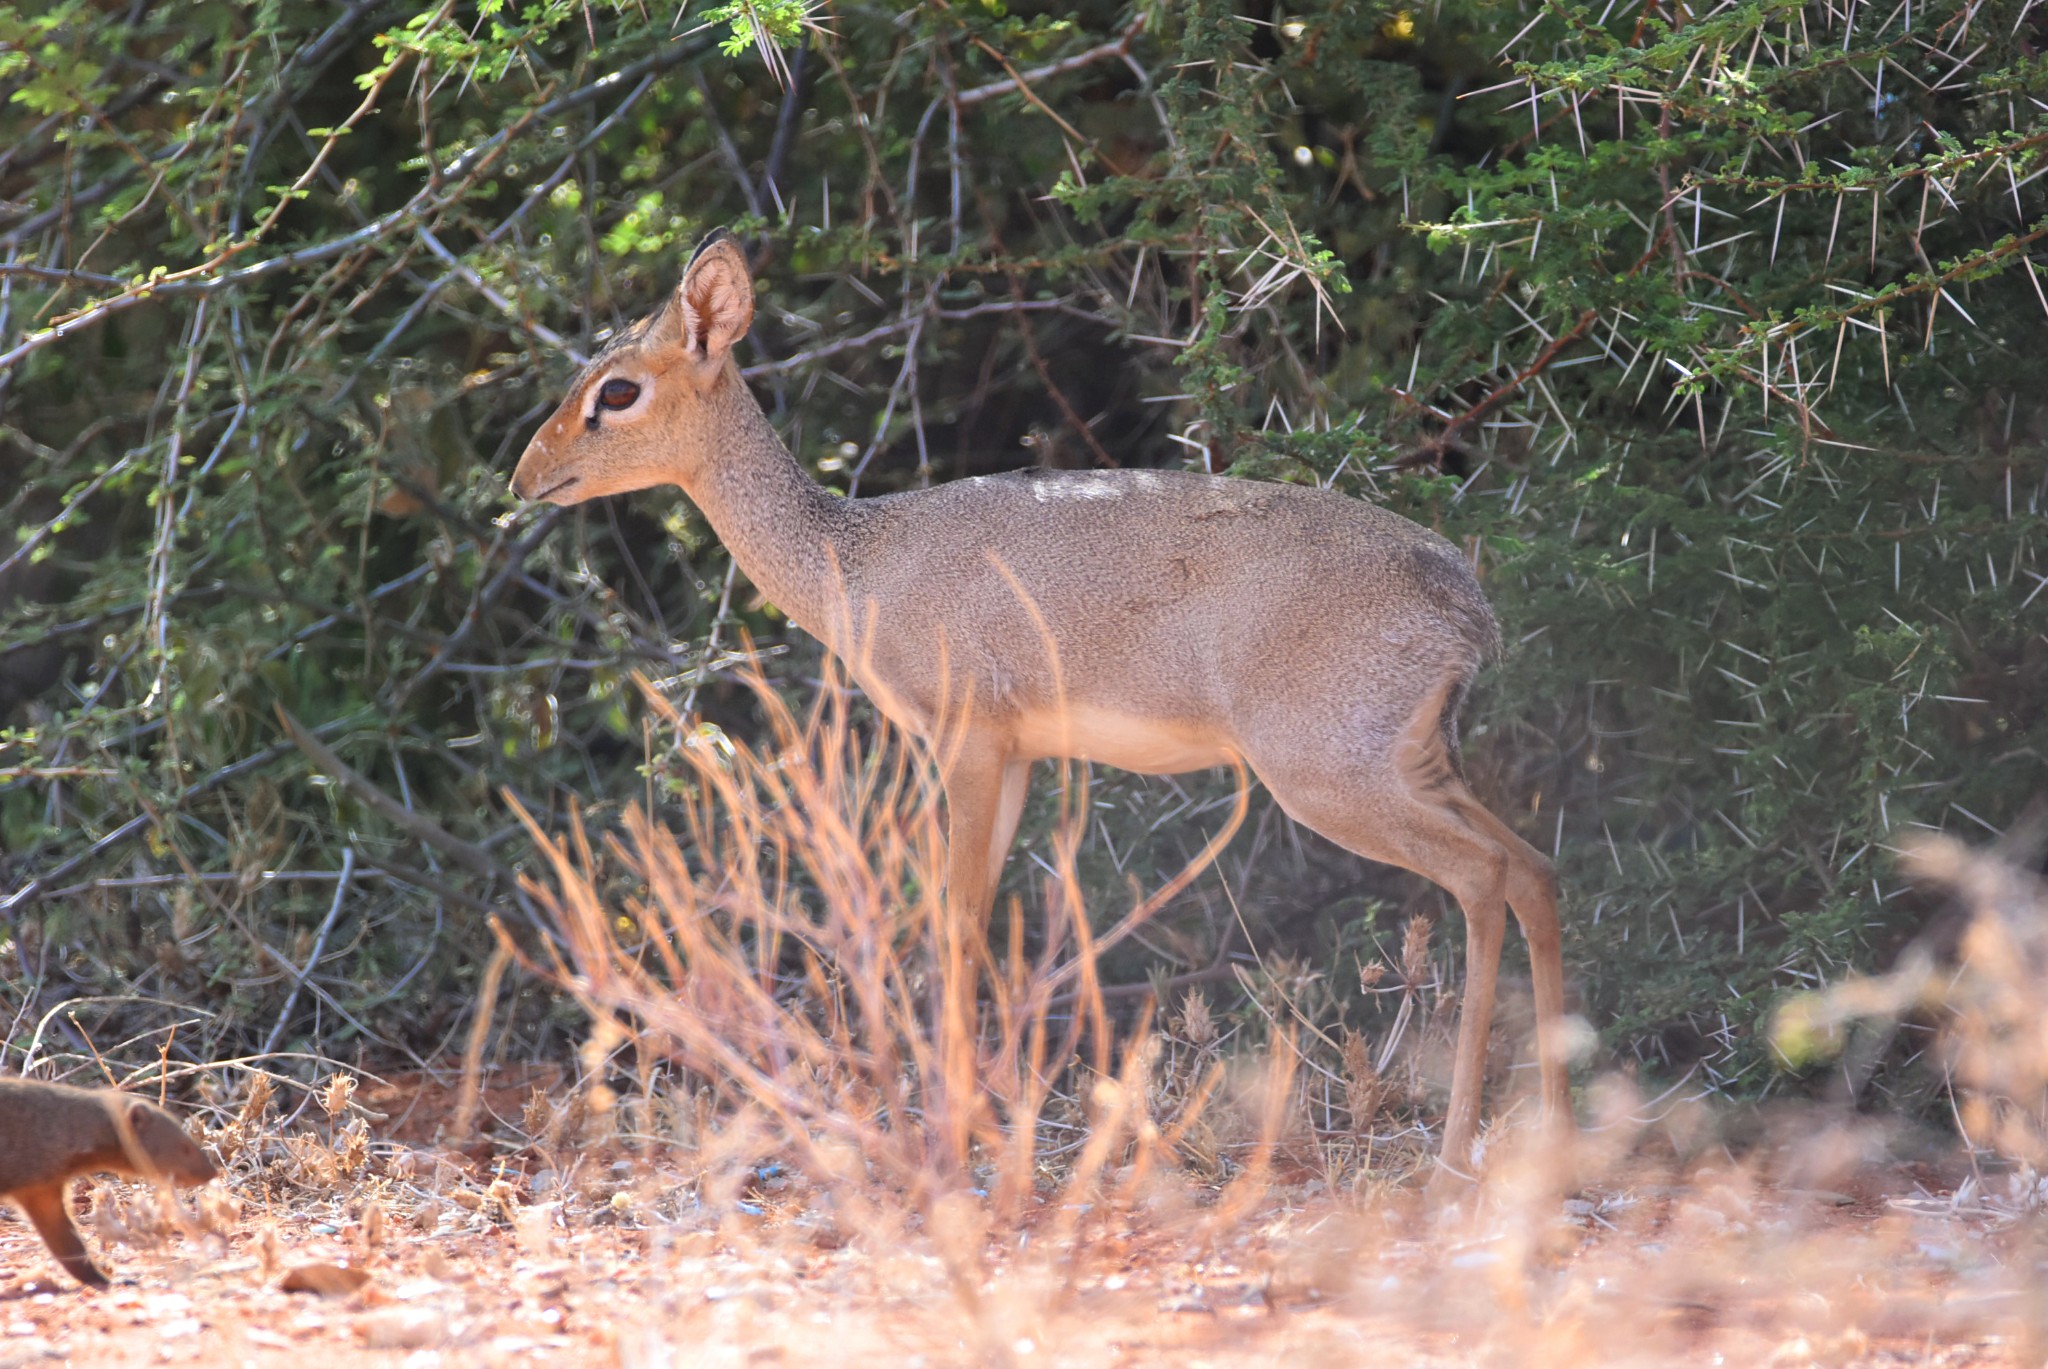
261;848;356;1058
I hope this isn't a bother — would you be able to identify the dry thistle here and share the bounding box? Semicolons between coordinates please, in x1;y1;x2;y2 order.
1178;988;1217;1047
551;1089;590;1149
1401;915;1435;992
333;1117;370;1177
485;1176;521;1223
238;1074;274;1127
210;1075;272;1166
1341;1028;1385;1132
522;1086;555;1142
320;1073;357;1119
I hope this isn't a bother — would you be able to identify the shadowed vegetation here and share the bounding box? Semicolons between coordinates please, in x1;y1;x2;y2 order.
0;0;2042;1142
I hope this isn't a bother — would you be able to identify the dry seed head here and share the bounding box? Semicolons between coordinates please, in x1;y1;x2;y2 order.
485;1177;520;1221
1341;1028;1385;1130
335;1117;370;1176
320;1072;357;1118
1401;915;1435;990
156;938;189;977
522;1086;555;1140
238;1074;274;1128
553;1089;591;1146
1358;958;1388;991
282;1131;328;1185
1177;989;1216;1047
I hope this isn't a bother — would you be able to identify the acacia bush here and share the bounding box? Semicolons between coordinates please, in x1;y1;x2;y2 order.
0;0;2040;1119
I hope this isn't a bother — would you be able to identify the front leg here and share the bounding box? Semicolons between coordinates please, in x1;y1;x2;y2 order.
986;758;1033;894
941;730;1012;927
16;1182;108;1288
928;729;1013;1165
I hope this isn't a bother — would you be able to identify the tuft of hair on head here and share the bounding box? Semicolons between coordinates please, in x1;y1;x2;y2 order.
685;226;735;269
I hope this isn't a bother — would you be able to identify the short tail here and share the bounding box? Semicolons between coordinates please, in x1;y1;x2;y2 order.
1397;663;1480;799
1406;540;1503;663
1439;669;1474;787
1399;541;1498;790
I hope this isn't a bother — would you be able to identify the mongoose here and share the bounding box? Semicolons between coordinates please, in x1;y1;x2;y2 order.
0;1079;219;1288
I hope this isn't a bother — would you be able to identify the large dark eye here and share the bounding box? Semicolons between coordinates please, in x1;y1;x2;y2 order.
597;377;641;411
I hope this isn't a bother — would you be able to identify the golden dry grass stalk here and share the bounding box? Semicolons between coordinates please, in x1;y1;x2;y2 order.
508;657;1255;1228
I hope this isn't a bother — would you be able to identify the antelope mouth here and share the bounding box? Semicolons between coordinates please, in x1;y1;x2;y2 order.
529;475;581;503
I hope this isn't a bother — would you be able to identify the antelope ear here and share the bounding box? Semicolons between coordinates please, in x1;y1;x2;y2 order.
675;229;753;362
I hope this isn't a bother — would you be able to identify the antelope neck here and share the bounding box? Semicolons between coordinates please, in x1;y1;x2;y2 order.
677;372;863;643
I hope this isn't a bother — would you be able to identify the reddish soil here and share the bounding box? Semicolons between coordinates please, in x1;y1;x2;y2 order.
0;1072;2034;1367
0;1166;2031;1366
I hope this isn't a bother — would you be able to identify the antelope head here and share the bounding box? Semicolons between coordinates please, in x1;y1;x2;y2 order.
510;228;754;505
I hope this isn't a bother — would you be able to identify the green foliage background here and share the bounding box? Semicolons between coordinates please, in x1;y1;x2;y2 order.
0;0;2041;1109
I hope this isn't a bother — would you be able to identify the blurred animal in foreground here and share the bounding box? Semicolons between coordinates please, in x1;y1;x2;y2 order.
0;1080;218;1288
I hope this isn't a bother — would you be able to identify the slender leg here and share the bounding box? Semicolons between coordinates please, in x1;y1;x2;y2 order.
1507;843;1569;1131
940;733;1010;925
985;758;1033;889
16;1183;108;1288
1460;803;1569;1134
1253;762;1534;1182
1437;857;1509;1178
1240;660;1572;1184
933;730;1011;1167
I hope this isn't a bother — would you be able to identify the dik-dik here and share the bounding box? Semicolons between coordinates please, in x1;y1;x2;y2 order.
510;229;1568;1175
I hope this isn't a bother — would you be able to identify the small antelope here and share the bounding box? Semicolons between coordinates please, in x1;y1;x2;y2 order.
511;229;1568;1175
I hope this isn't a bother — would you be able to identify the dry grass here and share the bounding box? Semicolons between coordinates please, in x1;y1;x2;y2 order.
4;683;2046;1365
0;1071;2037;1368
507;658;1276;1233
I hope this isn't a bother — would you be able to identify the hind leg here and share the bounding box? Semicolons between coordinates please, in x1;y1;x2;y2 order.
1468;808;1569;1132
1277;786;1515;1175
1249;751;1567;1177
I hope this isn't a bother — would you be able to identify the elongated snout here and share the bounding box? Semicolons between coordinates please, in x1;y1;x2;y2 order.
509;427;580;504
